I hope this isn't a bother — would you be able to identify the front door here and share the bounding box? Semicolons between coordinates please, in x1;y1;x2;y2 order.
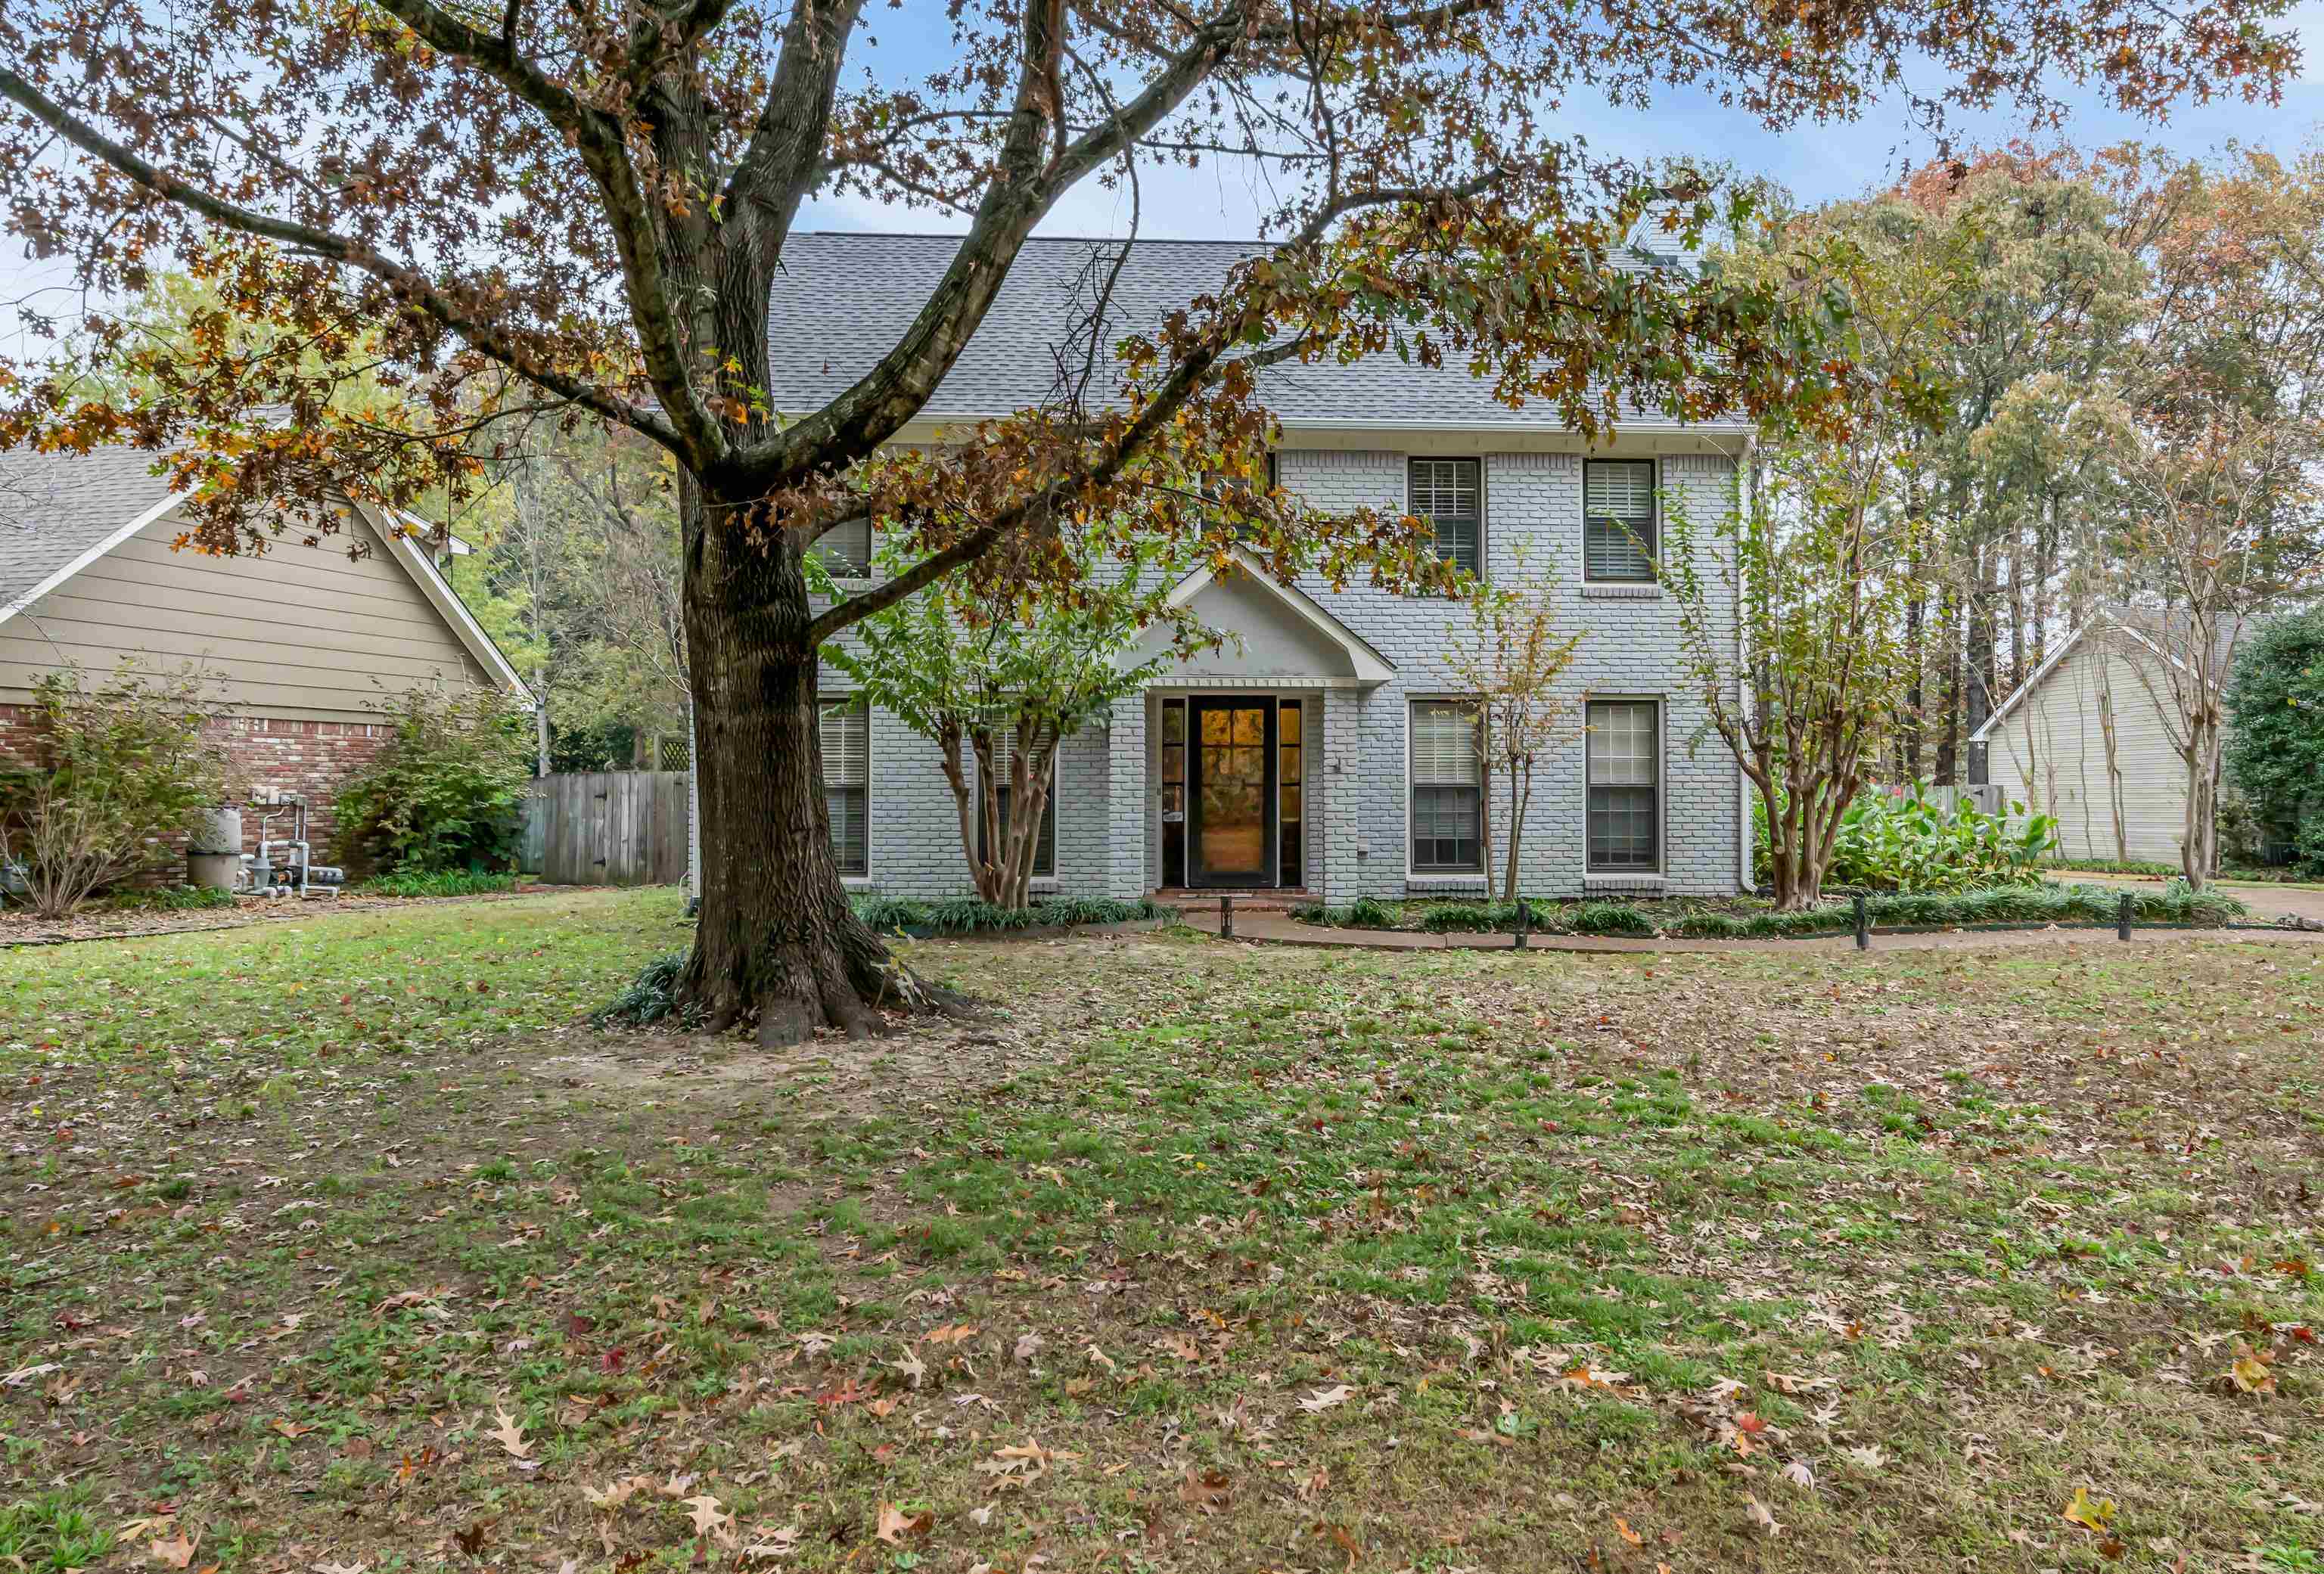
1188;697;1276;886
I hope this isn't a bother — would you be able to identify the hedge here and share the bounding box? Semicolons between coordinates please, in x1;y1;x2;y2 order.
852;894;1175;933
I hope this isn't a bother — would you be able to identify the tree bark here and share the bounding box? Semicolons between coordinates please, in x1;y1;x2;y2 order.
677;475;924;1043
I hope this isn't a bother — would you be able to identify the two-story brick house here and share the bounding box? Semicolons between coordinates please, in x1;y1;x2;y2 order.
770;232;1752;904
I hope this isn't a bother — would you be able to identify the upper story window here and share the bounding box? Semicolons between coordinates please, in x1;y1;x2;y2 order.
1409;458;1481;576
811;516;873;578
1584;460;1657;582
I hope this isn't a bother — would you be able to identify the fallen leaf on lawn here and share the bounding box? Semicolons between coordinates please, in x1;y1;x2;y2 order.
1013;1333;1043;1364
1314;1522;1362;1571
889;1346;927;1388
1844;1445;1888;1471
270;1418;315;1439
1179;1468;1233;1507
680;1494;732;1536
1781;1461;1816;1489
2224;1344;2277;1394
1298;1384;1355;1414
1614;1518;1644;1546
1300;1467;1330;1502
922;1323;980;1346
968;1505;995;1527
2097;1537;2130;1561
2063;1487;2116;1534
1083;1344;1116;1372
583;1476;653;1510
874;1503;933;1545
1158;1332;1202;1363
311;1562;366;1574
489;1406;532;1459
742;1526;803;1557
1747;1497;1782;1537
151;1532;199;1569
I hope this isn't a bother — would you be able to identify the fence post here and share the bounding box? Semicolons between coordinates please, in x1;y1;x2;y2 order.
1219;894;1234;939
1853;893;1870;951
2118;893;2133;942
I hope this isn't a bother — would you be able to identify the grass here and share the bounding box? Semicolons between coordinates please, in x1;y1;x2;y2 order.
348;869;522;898
4;888;2322;1573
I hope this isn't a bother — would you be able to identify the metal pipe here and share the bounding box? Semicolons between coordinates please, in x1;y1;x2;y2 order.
1219;894;1234;939
2118;893;2133;942
1854;893;1870;950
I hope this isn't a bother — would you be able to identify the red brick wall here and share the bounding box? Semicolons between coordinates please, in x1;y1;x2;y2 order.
0;706;390;880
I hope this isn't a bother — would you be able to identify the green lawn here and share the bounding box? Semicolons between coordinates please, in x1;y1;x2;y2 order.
4;889;2322;1573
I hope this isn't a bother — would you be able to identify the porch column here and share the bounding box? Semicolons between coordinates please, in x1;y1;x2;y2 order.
1319;686;1371;903
1104;691;1148;899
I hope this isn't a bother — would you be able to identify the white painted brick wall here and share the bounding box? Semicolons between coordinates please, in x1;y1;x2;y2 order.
809;443;1745;901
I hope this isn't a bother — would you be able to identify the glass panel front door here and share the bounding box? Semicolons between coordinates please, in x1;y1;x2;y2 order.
1189;698;1275;886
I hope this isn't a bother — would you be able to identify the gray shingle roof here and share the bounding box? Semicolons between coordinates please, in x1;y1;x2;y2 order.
766;232;1748;432
0;445;180;610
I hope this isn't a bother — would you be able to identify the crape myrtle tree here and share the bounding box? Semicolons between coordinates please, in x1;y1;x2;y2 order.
0;0;2303;1040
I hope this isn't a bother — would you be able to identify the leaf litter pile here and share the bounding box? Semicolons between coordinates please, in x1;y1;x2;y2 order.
4;888;2322;1572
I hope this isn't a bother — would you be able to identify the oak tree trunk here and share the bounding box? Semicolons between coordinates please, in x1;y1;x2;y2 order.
676;476;923;1044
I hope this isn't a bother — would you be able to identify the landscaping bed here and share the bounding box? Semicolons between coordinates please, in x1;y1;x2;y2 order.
851;893;1178;936
0;877;542;946
1292;880;2250;939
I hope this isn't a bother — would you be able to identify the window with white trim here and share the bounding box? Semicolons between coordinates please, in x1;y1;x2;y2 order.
1584;459;1657;582
1586;700;1659;871
819;700;870;877
1409;458;1481;576
1409;700;1483;873
811;517;872;577
976;722;1057;877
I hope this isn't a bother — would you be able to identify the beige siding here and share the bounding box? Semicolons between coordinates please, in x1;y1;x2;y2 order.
1986;633;2191;865
0;506;490;721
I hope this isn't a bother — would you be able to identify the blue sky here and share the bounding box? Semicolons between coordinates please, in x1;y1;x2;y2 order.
5;4;2321;313
800;1;2324;239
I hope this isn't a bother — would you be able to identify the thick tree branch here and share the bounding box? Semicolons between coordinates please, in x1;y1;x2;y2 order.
0;64;683;453
365;0;728;470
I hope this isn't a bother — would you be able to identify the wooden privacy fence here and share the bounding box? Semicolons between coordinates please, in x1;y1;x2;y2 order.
527;770;691;886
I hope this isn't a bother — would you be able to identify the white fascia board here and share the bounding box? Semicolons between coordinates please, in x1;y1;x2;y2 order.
366;503;536;703
0;490;187;628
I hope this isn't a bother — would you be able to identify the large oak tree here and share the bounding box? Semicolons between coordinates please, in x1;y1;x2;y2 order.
0;0;2301;1038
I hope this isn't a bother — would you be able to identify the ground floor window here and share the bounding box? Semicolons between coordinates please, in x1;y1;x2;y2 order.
1409;699;1482;873
977;723;1056;877
819;700;869;877
1587;700;1658;871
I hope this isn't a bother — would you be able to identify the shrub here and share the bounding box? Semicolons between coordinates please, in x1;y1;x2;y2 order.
1418;899;1547;932
352;870;520;898
1820;784;2058;893
331;684;531;877
595;952;688;1026
1570;901;1656;937
99;884;239;913
1670;881;2244;938
2226;610;2324;876
0;661;233;917
851;894;1172;933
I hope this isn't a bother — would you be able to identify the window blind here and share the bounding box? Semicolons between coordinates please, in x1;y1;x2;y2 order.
1584;460;1656;582
1409;458;1481;575
819;700;869;875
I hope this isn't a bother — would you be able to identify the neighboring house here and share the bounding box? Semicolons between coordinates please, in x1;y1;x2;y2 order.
1973;607;2243;866
0;443;529;861
769;233;1754;903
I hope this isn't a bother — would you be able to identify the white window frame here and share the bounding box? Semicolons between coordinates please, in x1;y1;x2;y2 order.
1583;458;1658;584
1406;696;1486;880
1584;697;1664;877
1406;457;1484;582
